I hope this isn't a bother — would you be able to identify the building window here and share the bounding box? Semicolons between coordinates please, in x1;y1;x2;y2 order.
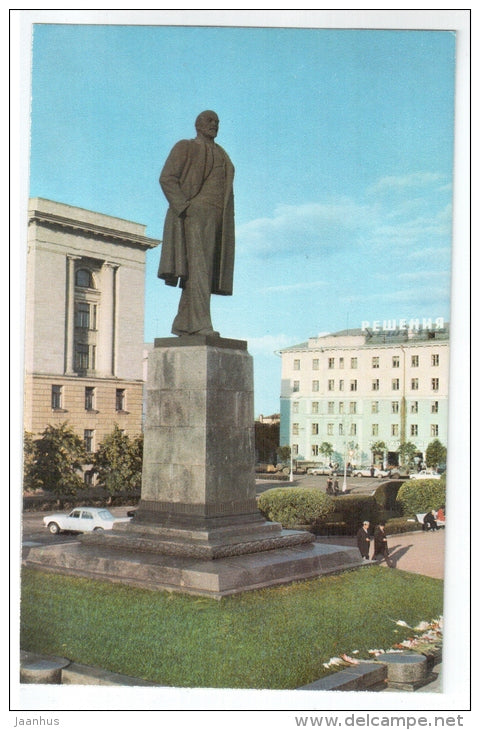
75;302;97;330
431;424;439;437
292;380;299;392
432;354;440;366
339;423;344;435
350;423;357;435
115;388;126;412
371;401;379;414
350;380;357;391
311;445;319;457
392;379;400;391
312;423;319;435
83;469;94;486
75;343;95;372
312;401;319;414
339;379;344;391
411;378;419;390
372;424;379;436
292;401;299;414
85;387;95;411
291;423;299;436
292;444;299;456
327;401;335;414
372;379;379;391
392;355;400;368
392;424;399;436
351;357;358;369
313;380;320;392
339;357;344;369
411;401;418;414
84;429;94;453
327;423;334;436
312;358;319;370
328;357;335;369
76;268;94;288
391;401;399;413
410;424;418;436
432;378;439;391
339;401;345;414
349;401;357;414
411;355;419;367
431;401;439;413
372;356;379;368
293;359;300;370
327;380;334;391
51;385;62;410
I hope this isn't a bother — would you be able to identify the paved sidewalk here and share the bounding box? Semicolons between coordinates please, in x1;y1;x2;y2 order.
316;528;445;579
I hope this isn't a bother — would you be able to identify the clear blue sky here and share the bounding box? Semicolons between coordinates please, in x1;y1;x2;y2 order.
28;22;456;416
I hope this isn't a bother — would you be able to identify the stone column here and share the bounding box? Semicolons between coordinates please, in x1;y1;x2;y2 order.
97;262;117;376
64;254;80;374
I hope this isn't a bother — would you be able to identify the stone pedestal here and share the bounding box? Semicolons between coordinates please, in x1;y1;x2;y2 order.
24;336;364;597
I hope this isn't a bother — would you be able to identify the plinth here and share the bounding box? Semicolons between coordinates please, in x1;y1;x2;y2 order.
24;336;363;597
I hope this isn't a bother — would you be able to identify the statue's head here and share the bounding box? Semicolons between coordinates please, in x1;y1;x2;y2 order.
195;110;219;139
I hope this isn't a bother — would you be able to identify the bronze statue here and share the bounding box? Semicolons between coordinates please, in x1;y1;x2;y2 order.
158;111;235;336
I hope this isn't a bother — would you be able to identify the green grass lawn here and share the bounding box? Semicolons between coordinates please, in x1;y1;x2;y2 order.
20;566;443;689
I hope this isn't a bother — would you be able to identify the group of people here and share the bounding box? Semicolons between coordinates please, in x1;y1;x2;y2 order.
423;507;445;531
356;520;392;566
326;477;340;495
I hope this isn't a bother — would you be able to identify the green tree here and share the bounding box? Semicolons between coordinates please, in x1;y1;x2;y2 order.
370;440;387;463
319;442;334;461
23;431;42;492
93;425;143;497
32;422;86;496
255;421;279;464
396;478;446;516
276;445;291;464
425;439;447;469
397;441;418;471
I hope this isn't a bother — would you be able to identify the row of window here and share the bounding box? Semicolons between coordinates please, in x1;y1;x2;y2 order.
292;354;440;370
292;400;440;415
293;422;441;438
52;385;126;412
292;378;440;393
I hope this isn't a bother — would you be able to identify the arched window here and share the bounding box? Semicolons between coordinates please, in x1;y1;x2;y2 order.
76;269;94;288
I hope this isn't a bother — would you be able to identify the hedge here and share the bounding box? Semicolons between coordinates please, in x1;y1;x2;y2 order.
396;479;446;517
373;481;403;511
257;488;335;529
331;494;381;534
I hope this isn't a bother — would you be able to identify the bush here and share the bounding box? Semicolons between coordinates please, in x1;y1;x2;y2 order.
331;494;381;534
384;517;421;535
373;481;403;511
396;479;447;517
257;488;335;529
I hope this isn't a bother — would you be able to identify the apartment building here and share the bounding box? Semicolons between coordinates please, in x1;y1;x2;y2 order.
278;323;449;468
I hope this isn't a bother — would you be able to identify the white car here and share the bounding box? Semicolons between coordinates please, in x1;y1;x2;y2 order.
43;507;132;534
352;467;389;478
309;466;333;476
410;470;442;480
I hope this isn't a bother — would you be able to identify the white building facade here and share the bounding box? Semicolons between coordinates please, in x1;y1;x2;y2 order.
279;323;449;468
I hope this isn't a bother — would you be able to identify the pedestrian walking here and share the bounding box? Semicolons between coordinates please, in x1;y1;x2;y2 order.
373;521;393;566
333;478;339;495
326;477;334;495
356;520;371;561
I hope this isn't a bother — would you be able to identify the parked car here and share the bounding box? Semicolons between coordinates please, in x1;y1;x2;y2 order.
352;467;389;478
43;507;132;534
410;470;442;480
309;465;333;476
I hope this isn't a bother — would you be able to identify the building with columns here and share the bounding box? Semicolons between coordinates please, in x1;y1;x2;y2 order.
23;198;160;464
278;323;449;469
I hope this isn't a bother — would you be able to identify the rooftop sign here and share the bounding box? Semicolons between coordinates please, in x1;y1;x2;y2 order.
361;317;445;333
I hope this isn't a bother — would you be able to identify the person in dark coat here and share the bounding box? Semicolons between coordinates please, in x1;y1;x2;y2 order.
423;510;439;531
373;521;392;566
158;110;235;336
356;521;371;560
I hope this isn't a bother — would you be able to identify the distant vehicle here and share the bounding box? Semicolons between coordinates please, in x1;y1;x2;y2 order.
410;470;442;480
352;467;389;478
43;507;132;535
309;465;333;476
